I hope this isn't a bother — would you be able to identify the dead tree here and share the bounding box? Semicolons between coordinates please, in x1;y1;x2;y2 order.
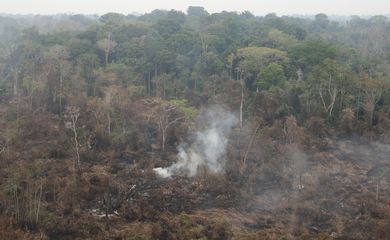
240;123;261;173
65;106;81;172
156;104;185;152
360;76;389;129
283;115;301;144
10;178;43;228
97;33;117;66
318;73;338;117
234;67;244;129
144;99;186;152
367;164;389;204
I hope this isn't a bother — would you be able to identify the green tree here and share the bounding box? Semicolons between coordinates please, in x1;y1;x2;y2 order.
289;38;337;73
308;59;352;118
97;36;117;66
154;10;186;37
257;63;286;90
78;53;100;96
236;46;288;89
187;6;209;17
192;52;224;91
267;29;298;49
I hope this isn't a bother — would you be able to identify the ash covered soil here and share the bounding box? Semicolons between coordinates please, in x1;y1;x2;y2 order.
1;130;389;240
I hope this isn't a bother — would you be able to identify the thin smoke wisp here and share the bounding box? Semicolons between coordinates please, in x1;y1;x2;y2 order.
154;106;237;178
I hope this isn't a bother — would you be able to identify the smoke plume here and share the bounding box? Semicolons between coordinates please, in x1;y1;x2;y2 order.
154;106;237;178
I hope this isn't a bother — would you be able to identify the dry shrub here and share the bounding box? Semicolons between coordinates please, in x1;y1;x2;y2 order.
253;91;289;124
305;116;327;137
294;204;334;234
0;218;22;239
1;161;49;230
79;149;103;163
284;115;300;144
343;218;390;239
118;222;153;240
45;216;104;240
150;213;233;240
47;146;68;159
363;101;375;129
264;120;285;141
377;110;390;132
195;172;242;208
283;115;307;146
232;231;276;240
119;197;160;222
202;219;233;240
340;108;355;133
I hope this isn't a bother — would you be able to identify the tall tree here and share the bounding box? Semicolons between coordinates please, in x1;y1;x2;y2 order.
97;34;117;66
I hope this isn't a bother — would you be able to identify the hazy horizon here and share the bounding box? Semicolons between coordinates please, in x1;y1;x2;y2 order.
1;0;390;16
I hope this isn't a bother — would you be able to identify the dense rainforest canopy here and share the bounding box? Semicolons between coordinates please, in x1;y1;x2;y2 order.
0;9;389;127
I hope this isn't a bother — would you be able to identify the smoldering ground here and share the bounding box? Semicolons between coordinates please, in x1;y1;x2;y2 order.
154;106;238;178
152;109;390;238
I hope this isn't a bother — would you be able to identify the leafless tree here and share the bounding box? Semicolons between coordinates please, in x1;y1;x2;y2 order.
144;99;186;152
283;115;301;144
157;105;185;152
360;76;390;129
65;106;81;172
240;123;261;173
9;177;43;228
318;73;338;117
367;164;389;205
97;33;117;66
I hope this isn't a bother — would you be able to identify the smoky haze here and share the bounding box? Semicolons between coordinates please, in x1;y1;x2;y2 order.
154;106;237;178
1;0;390;16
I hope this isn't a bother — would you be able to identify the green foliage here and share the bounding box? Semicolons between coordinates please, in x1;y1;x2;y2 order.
128;85;146;98
168;99;198;120
187;6;209;17
22;76;39;95
100;12;126;26
289;38;337;70
237;47;288;66
195;52;224;76
0;10;389;135
2;161;46;228
78;53;100;95
235;46;288;89
154;10;186;37
67;38;94;59
257;63;287;90
267;29;298;49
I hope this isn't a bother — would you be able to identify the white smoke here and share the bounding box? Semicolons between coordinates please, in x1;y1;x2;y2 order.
154;106;237;178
